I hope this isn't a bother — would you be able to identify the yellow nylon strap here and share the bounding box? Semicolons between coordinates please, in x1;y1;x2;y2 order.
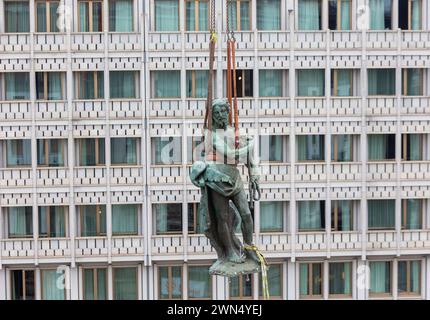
244;245;269;300
210;31;218;43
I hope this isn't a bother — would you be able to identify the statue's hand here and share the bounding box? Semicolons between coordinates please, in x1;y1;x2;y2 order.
198;178;206;188
250;175;260;197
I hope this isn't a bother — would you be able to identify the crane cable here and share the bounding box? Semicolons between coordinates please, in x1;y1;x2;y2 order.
204;0;216;131
226;0;239;148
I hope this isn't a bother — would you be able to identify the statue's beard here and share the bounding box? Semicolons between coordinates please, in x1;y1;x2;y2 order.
213;117;227;129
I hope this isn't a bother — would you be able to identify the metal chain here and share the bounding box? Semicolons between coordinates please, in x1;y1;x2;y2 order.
210;0;216;32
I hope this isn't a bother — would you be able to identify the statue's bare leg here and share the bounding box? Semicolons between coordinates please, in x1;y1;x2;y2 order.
208;188;242;263
232;189;260;263
232;189;254;245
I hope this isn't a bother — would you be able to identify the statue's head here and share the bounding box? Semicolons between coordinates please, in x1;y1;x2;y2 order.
212;98;230;129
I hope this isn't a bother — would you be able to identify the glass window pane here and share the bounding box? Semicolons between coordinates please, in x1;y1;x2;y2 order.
36;2;47;32
188;266;210;299
114;268;137;300
155;204;182;234
370;261;391;294
368;69;395;95
42;270;65;300
110;71;136;98
5;2;30;32
298;201;324;231
259;70;282;97
109;0;133;31
368;200;395;229
5;73;30;100
257;0;280;30
111;138;138;165
112;204;138;235
329;262;351;295
8;207;33;237
155;0;179;31
297;135;325;161
154;71;180;98
368;134;395;160
298;0;321;30
6;139;31;167
297;69;325;96
260;201;283;232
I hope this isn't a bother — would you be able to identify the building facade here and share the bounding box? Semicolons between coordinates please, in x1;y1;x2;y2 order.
0;0;430;300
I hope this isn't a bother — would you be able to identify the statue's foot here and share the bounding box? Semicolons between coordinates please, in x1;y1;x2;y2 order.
227;252;245;264
244;245;260;263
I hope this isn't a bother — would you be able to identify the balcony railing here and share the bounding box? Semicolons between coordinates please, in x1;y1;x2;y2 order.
2;230;430;261
1;31;429;54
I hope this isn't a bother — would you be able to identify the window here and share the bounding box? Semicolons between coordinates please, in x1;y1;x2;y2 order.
80;205;106;236
111;138;138;165
186;70;208;98
398;0;422;30
297;70;324;96
259;135;286;162
368;200;395;230
368;69;395;95
369;261;392;296
39;206;67;238
112;204;138;235
257;0;280;30
76;71;104;99
298;0;322;30
398;260;421;296
188;266;211;299
155;0;179;31
329;262;352;297
154;203;182;234
299;263;323;298
260;201;284;232
35;0;60;32
109;0;133;31
402;134;423;161
402;69;423;96
4;73;30;100
188;203;206;234
402;199;422;230
187;136;205;163
259;70;282;97
6;139;31;167
77;138;105;166
113;267;137;300
298;201;325;231
78;0;103;32
297;135;325;161
328;0;351;30
159;266;182;299
41;269;66;300
8;207;33;238
331;69;353;96
11;270;35;300
369;0;392;30
185;0;209;31
226;0;251;31
37;139;67;167
331;200;353;231
331;135;352;162
36;72;64;100
229;274;252;299
259;264;282;299
368;134;395;161
152;137;182;165
110;71;137;98
153;71;180;98
228;69;253;98
83;268;107;300
5;1;30;32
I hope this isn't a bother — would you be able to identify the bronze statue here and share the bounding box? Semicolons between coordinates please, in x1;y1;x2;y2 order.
190;98;261;276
